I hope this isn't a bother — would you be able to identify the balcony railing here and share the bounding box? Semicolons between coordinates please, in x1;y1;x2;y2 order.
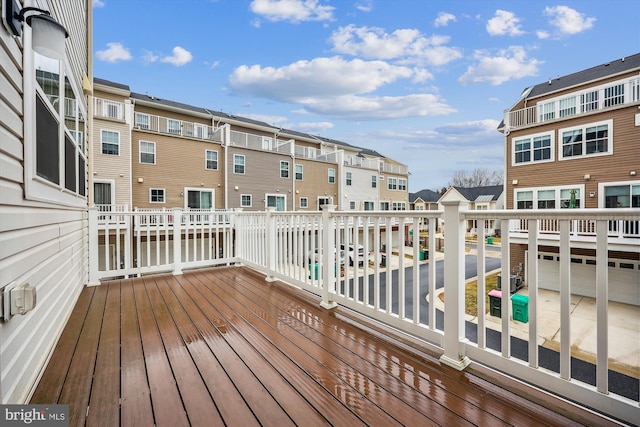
228;130;293;154
505;76;640;131
294;146;340;163
380;162;408;175
344;155;380;170
88;205;640;425
134;112;222;142
94;98;124;120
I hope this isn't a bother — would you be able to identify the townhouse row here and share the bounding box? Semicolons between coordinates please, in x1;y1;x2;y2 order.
92;78;410;212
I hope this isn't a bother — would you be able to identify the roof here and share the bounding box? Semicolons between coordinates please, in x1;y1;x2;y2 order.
526;53;640;99
130;92;212;116
452;184;503;202
94;77;130;91
410;189;441;203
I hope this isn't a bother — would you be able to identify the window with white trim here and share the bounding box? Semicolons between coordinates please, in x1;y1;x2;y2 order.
349;201;356;209
371;175;377;188
186;189;213;209
234;154;245;174
398;179;407;191
580;90;598;112
205;149;218;170
328;168;335;183
560;120;612;159
558;97;576;117
300;197;308;208
603;83;624;107
380;201;390;210
167;119;181;135
513;132;553;165
29;53;87;205
135;112;150;129
516;191;533;209
388;177;397;190
346;172;352;186
516;186;583;209
295;164;303;180
280;161;289;178
241;194;252;207
266;194;286;211
363;201;375;210
150;188;165;203
392;202;406;210
539;101;555;121
604;184;640;208
101;130;119;155
140;141;156;164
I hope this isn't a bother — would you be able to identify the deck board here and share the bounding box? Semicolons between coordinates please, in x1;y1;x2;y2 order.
31;266;620;427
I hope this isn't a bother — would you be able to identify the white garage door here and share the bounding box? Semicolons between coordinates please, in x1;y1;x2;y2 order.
536;252;640;306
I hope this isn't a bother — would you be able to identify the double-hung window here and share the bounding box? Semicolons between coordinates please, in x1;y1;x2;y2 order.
560;120;612;159
295;164;303;180
135;113;150;129
234;154;245;174
514;132;553;165
328;168;335;183
140;141;156;164
371;175;377;188
398;179;407;191
101;130;119;155
388;177;397;190
280;161;289;178
167;119;181;135
346;172;352;186
206;150;218;170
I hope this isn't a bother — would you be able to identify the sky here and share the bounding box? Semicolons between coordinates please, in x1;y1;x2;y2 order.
92;0;640;192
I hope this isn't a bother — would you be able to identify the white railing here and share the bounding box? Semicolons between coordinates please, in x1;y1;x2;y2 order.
294;146;340;163
380;162;408;175
229;130;293;154
134;112;222;142
510;217;640;239
88;205;640;424
505;76;640;131
94;98;124;120
344;155;380;170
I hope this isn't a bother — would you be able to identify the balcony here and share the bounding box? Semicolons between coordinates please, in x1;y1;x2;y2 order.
293;145;340;163
228;130;293;154
380;162;408;175
34;206;640;425
94;97;124;120
505;76;640;131
134;112;222;142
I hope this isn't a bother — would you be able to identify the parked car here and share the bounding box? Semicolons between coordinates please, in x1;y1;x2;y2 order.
308;247;345;266
340;244;366;266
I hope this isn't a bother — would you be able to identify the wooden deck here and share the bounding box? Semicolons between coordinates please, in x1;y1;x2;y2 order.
31;266;618;426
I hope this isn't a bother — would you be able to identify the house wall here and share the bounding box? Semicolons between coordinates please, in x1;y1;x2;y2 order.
379;173;410;208
226;146;293;210
0;0;90;404
343;166;379;210
294;158;339;210
131;130;225;209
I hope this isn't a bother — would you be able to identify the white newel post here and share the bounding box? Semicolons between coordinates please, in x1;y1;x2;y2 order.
440;200;471;370
88;207;100;286
172;208;183;275
320;205;337;309
265;208;277;282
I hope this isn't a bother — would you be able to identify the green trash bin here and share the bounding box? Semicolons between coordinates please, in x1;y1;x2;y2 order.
419;249;428;261
487;236;493;245
380;253;386;267
488;289;502;317
511;294;529;323
308;263;319;280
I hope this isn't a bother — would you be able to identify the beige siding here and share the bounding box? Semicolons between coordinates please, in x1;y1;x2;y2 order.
0;0;89;404
93;115;132;206
131;130;224;208
294;159;339;210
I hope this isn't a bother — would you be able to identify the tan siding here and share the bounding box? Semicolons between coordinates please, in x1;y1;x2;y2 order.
93;118;132;205
131;130;224;208
294;159;339;210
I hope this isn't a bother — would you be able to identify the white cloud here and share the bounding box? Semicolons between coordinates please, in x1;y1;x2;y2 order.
486;10;524;36
355;0;373;12
544;6;595;35
160;46;193;66
240;113;288;125
96;42;132;63
330;25;462;66
289;121;334;133
536;30;550;39
458;46;542;85
250;0;334;23
142;50;159;64
93;0;105;7
434;12;456;27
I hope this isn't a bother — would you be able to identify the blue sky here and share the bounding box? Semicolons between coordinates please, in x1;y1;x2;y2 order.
92;0;640;192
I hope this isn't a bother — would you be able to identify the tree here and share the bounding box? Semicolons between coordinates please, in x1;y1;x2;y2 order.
447;168;503;188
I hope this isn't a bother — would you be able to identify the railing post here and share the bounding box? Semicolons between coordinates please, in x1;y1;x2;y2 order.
439;200;471;370
88;207;100;286
265;207;277;282
172;208;183;276
320;204;337;309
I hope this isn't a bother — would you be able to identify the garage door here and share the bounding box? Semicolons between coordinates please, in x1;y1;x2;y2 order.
536;252;640;306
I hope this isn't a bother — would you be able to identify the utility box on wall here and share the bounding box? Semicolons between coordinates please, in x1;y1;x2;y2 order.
2;282;37;321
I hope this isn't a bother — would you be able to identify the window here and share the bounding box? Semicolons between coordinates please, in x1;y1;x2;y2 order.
363;201;375;211
537;190;555;209
380;202;390;210
346;172;352;186
241;194;252;207
398;179;407;191
371;175;377;188
266;194;286;211
30;53;87;204
186;189;213;209
388;177;397;190
300;197;308;208
560;120;612;159
295;164;303;180
167;119;181;135
513;132;552;165
603;84;624;107
604;184;640;208
328;168;335;183
140;141;156;164
150;188;165;203
392;202;406;210
516;191;533;209
101;130;119;155
206;150;218;170
539;101;555;121
560;189;581;208
280;161;289;178
349;201;356;210
318;197;332;209
135;113;150;129
234;154;245;174
581;90;598;112
558;97;576;117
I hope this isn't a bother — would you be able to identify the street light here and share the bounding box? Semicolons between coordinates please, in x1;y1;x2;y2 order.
3;0;69;60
